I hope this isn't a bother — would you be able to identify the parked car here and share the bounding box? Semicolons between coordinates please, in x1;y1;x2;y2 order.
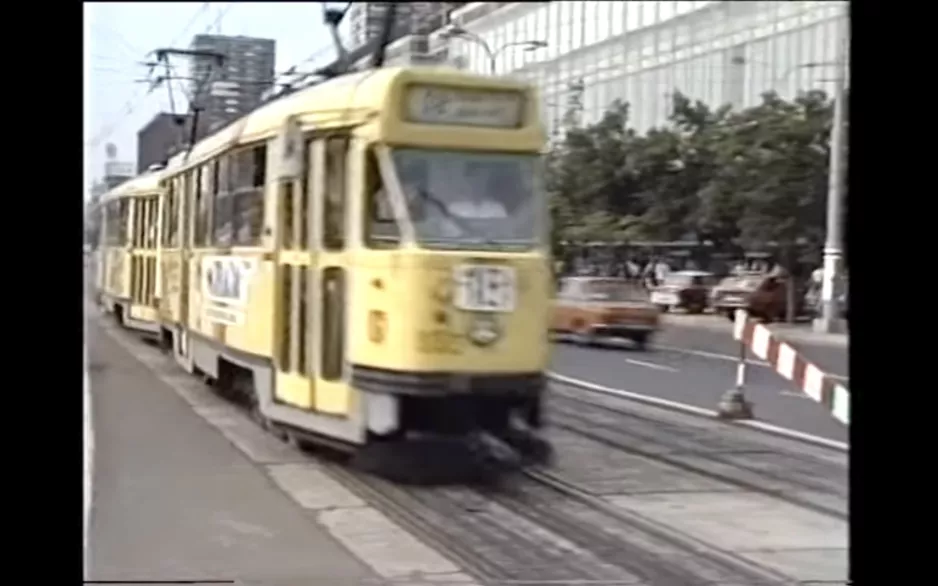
552;277;660;349
649;270;716;313
711;273;803;322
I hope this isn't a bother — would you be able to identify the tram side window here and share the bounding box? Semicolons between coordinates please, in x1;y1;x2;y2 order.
323;137;348;251
232;143;267;246
105;201;121;245
146;196;160;248
102;203;112;245
364;148;400;249
163;179;179;247
179;171;193;246
118;199;130;246
298;138;311;249
194;166;209;246
320;267;345;381
168;177;182;247
213;156;233;247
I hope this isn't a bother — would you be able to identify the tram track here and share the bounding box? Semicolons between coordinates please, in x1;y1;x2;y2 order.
325;460;796;586
547;386;848;520
97;317;838;585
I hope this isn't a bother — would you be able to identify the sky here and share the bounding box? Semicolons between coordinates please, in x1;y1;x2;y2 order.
84;2;346;198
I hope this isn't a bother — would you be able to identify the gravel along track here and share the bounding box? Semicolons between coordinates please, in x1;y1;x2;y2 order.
546;385;848;520
326;461;797;586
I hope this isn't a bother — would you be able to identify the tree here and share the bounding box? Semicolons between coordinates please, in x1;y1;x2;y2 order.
631;92;731;242
728;91;830;251
546;85;836;296
698;90;833;320
547;94;646;245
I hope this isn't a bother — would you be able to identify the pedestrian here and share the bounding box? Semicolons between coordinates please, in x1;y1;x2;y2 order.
654;257;670;284
811;265;824;287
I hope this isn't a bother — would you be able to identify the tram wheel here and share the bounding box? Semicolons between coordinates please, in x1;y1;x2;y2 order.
631;332;649;351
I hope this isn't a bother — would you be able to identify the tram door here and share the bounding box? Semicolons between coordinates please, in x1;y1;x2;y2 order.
94;204;109;293
313;136;350;416
175;171;194;359
128;194;160;322
273;124;350;418
274;119;317;411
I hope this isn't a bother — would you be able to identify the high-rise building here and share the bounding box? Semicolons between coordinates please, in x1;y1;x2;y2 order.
188;34;276;135
136;112;191;173
347;2;465;50
441;1;848;135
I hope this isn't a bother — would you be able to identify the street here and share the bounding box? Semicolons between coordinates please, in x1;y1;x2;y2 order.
549;318;849;443
657;315;848;379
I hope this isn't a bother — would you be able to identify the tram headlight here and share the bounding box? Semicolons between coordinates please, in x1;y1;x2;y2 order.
467;314;501;347
432;277;452;303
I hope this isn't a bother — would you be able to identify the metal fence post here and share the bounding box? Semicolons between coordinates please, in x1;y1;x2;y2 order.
717;309;754;420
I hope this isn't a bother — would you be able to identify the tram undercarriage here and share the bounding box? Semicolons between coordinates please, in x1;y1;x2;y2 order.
351;387;553;484
180;334;551;484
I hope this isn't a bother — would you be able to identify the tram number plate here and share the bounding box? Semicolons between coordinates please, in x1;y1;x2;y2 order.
453;264;516;312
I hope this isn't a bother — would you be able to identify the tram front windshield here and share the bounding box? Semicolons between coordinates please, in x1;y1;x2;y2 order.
391;148;542;251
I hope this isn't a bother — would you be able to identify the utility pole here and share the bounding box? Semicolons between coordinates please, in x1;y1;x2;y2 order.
814;9;849;334
154;47;225;155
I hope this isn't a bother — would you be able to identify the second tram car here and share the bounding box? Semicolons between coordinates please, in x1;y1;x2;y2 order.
96;170;167;337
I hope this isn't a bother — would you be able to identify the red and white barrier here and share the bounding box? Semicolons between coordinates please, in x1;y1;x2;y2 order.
733;310;849;425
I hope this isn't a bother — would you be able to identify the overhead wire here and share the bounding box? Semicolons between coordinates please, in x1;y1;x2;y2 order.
86;2;214;150
163;3;237;115
89;22;143;62
265;3;353;92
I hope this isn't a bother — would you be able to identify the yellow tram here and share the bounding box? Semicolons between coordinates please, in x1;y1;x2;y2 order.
95;170;167;336
151;66;553;476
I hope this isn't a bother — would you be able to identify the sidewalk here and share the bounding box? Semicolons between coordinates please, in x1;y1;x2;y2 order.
769;322;849;349
86;318;382;584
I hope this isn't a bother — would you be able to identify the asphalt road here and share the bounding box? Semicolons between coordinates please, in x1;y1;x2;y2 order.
550;340;849;443
86;319;382;585
656;318;848;380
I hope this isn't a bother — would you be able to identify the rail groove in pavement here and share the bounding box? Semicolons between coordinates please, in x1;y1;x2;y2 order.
548;387;848;520
327;461;793;586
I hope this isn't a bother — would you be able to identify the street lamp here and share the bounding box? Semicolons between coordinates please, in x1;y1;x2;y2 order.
815;23;849;334
442;24;547;74
731;47;849;333
730;56;840;95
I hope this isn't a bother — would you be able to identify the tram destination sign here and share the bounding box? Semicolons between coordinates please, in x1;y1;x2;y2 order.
404;85;524;129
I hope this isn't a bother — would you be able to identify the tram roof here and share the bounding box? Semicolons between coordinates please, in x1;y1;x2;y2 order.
99;170;165;203
174;66;536;171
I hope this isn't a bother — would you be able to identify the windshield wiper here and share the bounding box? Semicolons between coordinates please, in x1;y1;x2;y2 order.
412;187;475;234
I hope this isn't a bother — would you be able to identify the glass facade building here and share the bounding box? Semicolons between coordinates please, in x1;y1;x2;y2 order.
443;1;848;134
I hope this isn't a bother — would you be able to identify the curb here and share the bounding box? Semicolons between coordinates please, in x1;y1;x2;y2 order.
547;371;848;453
83;341;94;578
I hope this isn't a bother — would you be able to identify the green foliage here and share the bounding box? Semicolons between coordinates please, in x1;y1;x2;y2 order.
546;88;840;259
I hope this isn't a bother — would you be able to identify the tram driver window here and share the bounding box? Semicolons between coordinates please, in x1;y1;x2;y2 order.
364;148;400;249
